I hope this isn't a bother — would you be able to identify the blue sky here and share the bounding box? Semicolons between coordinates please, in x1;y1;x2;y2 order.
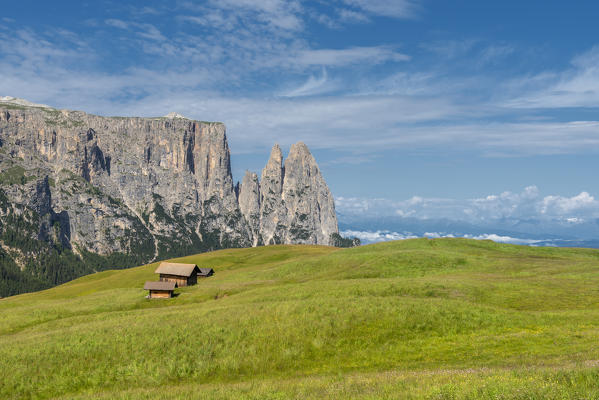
2;0;599;238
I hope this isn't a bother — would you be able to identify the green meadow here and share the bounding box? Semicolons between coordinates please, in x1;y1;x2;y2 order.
2;238;599;399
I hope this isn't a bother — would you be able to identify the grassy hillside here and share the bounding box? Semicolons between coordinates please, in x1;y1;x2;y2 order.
2;239;599;399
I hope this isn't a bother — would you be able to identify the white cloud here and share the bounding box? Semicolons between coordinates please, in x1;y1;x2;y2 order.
4;7;599;159
109;94;464;152
321;154;380;166
341;230;418;242
136;24;165;41
281;69;334;97
422;39;479;59
105;19;165;41
423;232;454;238
3;28;599;158
131;96;589;156
478;44;514;66
336;186;599;227
507;46;599;109
175;6;409;73
341;230;547;245
342;0;418;19
422;40;515;72
337;8;370;23
541;192;597;215
463;233;542;245
135;6;161;16
295;46;409;66
105;19;129;29
181;0;304;32
365;71;435;96
336;197;392;215
179;14;236;31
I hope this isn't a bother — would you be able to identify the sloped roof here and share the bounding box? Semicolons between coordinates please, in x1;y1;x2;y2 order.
198;268;214;276
144;281;176;291
155;262;199;277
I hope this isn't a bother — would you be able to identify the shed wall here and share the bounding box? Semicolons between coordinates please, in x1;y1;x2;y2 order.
149;290;172;299
159;274;189;287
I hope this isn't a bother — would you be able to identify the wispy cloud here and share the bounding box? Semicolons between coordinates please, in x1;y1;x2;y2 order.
3;2;599;160
105;18;129;29
4;26;599;157
295;46;410;66
321;153;380;166
282;69;334;97
133;6;161;16
180;0;304;32
506;46;599;109
478;44;514;66
422;39;479;59
341;0;419;19
337;8;370;23
105;19;165;41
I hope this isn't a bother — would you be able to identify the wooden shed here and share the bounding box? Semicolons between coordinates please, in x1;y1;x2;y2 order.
198;268;214;278
144;281;176;299
154;262;200;287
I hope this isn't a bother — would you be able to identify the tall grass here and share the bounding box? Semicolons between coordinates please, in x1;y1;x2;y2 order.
1;239;599;399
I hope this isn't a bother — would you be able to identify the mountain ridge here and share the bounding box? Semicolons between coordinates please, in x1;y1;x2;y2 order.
0;98;338;296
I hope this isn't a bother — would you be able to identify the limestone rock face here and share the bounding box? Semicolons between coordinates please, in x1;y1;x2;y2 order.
0;102;249;263
0;98;338;294
239;142;338;245
282;142;338;244
237;171;261;246
241;142;339;245
258;144;287;245
238;142;338;246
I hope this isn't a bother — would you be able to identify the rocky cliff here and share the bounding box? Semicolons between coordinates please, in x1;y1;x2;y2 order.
238;143;338;246
0;97;338;296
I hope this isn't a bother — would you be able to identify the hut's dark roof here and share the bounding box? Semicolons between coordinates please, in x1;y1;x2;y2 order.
198;268;214;276
155;262;199;277
144;281;176;291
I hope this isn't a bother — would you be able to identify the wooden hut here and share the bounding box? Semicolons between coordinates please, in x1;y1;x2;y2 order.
198;268;214;278
144;281;175;299
154;262;200;287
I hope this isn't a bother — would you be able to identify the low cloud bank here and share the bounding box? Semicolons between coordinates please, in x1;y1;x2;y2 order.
341;230;547;245
461;233;542;245
340;230;418;242
336;186;599;224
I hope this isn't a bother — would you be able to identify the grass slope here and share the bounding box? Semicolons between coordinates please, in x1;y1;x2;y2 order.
2;238;599;399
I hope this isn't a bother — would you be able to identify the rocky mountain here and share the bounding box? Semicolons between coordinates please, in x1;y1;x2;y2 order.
0;97;338;296
238;143;338;246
